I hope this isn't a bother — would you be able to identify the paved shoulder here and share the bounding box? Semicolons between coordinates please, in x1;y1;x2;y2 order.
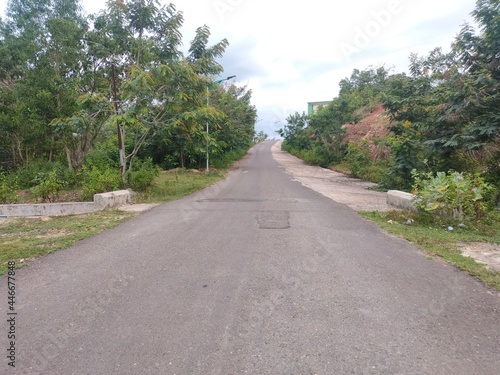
271;140;390;211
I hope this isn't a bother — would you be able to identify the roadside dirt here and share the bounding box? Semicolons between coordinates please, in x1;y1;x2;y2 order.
118;203;160;212
458;242;500;272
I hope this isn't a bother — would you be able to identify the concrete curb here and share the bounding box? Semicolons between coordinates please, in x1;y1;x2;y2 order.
94;190;132;210
387;190;417;211
0;190;133;217
0;202;98;217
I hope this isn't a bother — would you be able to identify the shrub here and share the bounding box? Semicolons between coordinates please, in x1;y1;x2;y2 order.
0;173;19;204
16;160;68;189
84;146;119;171
484;151;500;204
346;141;371;178
127;158;160;192
411;170;494;222
31;170;66;202
81;166;122;200
211;148;248;169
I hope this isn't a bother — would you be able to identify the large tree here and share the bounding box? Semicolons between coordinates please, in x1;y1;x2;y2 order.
0;0;89;168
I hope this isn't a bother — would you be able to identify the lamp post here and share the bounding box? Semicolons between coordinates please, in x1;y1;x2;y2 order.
206;75;236;172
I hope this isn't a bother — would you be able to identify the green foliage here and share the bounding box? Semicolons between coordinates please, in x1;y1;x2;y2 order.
0;172;19;204
278;111;342;167
81;166;122;200
253;131;268;143
0;0;253;184
83;143;119;171
15;161;70;189
31;170;66;202
211;148;249;169
127;158;160;192
344;141;389;184
279;67;390;169
301;145;338;167
484;151;500;191
346;141;371;178
383;132;423;190
277;112;311;151
412;170;494;222
188;25;229;75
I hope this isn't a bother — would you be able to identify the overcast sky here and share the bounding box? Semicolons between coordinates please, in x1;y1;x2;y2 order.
0;0;477;136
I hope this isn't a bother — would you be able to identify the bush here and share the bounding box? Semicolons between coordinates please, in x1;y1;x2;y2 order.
16;160;69;189
284;144;338;168
81;166;122;200
0;172;19;204
127;158;160;192
211;148;248;169
346;141;372;178
484;151;500;204
412;170;494;222
31;170;66;202
84;146;119;171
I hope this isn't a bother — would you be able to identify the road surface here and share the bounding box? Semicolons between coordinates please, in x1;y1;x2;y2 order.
2;141;499;374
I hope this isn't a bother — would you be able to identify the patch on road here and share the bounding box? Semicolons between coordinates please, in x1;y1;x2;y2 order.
256;211;290;229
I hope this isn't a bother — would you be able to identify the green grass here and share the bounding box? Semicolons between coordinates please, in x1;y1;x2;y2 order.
0;167;233;275
134;168;228;203
360;210;500;290
0;211;137;275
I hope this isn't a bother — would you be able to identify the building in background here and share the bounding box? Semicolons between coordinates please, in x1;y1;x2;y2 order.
307;101;332;116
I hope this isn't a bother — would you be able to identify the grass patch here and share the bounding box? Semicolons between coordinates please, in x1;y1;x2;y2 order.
329;161;351;174
134;168;227;203
0;211;136;275
0;169;227;275
0;159;243;275
360;210;500;290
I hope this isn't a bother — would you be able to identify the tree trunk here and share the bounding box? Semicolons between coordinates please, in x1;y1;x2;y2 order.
65;147;73;170
112;63;127;182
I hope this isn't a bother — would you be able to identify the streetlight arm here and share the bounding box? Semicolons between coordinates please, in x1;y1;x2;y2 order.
214;75;237;84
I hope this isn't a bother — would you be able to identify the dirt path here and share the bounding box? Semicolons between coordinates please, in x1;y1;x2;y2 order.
271;140;390;211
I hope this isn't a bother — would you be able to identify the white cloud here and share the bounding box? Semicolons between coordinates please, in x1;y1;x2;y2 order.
0;0;477;136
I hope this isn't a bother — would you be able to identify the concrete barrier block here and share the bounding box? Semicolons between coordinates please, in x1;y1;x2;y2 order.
387;190;417;211
0;202;97;217
94;190;131;209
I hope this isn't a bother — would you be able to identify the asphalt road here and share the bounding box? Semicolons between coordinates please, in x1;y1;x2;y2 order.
2;140;499;374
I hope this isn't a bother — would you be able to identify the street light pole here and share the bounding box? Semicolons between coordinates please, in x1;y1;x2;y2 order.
206;75;236;172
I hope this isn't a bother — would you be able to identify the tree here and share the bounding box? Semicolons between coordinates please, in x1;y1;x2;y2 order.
450;0;500;148
277;112;311;150
188;25;228;76
210;83;257;153
0;0;89;168
254;131;268;143
91;0;186;179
